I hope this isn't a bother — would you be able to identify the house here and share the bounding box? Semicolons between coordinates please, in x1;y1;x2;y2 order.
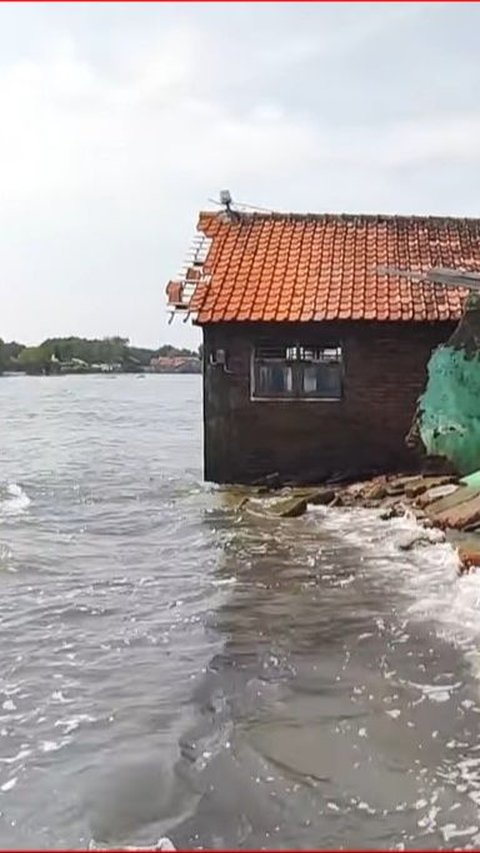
149;355;201;374
166;208;480;485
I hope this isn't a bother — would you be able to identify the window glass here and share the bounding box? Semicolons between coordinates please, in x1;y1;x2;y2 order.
301;363;342;398
252;343;342;400
257;364;293;395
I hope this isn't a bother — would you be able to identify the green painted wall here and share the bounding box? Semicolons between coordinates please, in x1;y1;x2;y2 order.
417;337;480;476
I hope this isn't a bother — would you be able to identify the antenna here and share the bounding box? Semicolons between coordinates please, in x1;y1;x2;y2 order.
218;189;241;222
219;189;232;212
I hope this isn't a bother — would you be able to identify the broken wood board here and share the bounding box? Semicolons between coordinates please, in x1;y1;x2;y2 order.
429;492;480;530
422;484;480;516
416;483;461;509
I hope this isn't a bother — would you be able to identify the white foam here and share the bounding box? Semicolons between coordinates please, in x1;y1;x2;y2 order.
0;777;17;792
54;713;96;734
39;738;69;753
310;505;480;660
0;483;31;517
0;748;31;765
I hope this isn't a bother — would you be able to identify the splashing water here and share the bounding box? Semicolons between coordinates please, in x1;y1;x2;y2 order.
0;483;31;517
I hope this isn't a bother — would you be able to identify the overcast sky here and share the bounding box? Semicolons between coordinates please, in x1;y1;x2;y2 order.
2;2;480;349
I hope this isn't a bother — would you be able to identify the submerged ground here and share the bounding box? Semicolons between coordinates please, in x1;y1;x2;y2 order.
1;375;480;849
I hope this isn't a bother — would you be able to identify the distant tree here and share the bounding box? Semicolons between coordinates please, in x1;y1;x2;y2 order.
0;341;25;372
1;336;202;374
37;336;131;367
4;341;24;361
17;346;51;374
155;344;198;359
127;346;156;367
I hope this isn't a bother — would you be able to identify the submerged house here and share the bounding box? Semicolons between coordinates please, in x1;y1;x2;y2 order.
166;207;480;485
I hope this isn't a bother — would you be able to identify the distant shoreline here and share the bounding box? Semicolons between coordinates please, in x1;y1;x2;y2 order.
0;337;202;376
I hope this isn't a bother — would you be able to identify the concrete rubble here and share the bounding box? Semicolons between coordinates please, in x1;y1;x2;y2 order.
219;472;480;574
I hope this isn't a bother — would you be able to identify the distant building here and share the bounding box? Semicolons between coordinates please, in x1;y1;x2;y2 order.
149;356;201;374
166;208;475;485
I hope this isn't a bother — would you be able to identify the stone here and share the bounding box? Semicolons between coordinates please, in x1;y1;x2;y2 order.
219;491;249;511
380;505;398;521
363;481;388;501
345;481;369;497
302;488;336;506
269;496;308;518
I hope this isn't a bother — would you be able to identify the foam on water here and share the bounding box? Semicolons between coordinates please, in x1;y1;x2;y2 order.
0;483;31;517
312;504;480;662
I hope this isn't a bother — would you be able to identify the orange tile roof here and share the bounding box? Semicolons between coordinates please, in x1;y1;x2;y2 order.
171;211;480;324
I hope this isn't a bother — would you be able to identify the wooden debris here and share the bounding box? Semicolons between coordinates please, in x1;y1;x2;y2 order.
421;484;478;515
218;472;480;572
404;480;428;498
416;482;459;509
430;493;480;530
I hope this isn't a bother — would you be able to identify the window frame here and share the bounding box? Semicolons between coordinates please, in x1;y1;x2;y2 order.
250;341;344;402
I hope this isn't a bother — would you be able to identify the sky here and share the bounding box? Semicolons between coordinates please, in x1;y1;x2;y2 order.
2;2;480;349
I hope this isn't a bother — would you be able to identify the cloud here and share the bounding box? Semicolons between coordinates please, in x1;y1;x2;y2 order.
3;22;477;210
296;114;480;171
1;3;480;345
0;28;198;200
0;28;311;204
261;2;425;66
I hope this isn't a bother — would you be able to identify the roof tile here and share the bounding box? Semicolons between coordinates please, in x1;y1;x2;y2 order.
171;211;476;324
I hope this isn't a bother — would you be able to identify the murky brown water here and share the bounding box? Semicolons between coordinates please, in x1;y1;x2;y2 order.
2;374;480;849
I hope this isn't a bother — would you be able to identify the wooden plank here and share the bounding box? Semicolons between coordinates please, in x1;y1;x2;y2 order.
422;484;479;515
430;493;480;530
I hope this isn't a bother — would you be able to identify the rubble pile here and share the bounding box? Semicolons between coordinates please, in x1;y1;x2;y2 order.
220;472;480;574
332;472;480;573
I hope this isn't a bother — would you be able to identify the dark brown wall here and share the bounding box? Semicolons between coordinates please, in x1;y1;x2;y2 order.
201;321;455;485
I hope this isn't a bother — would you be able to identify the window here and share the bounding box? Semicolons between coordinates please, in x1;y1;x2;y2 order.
252;343;343;400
